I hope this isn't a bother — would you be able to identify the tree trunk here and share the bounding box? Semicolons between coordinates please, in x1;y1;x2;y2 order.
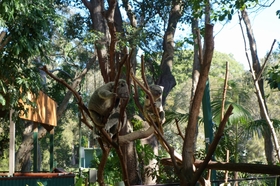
241;10;276;164
15;58;95;171
190;18;201;100
120;120;142;184
263;130;275;164
82;0;110;82
139;121;158;185
17;122;33;172
189;18;201;159
157;0;183;104
181;23;214;185
15;124;47;172
115;5;141;183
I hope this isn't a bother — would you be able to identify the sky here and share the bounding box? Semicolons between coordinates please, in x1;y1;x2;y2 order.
214;1;280;70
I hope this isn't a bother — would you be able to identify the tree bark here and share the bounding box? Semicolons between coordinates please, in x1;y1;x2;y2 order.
181;23;214;185
82;0;110;82
157;0;183;105
241;10;277;164
119;120;142;185
190;19;201;101
189;18;201;163
139;121;158;185
15;124;47;172
162;159;280;175
115;3;141;182
15;122;33;172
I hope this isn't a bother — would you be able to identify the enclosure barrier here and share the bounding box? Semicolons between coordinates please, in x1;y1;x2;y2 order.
0;172;75;186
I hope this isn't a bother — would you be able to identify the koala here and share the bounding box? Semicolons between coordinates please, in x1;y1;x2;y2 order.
143;84;166;133
88;79;129;127
104;110;127;138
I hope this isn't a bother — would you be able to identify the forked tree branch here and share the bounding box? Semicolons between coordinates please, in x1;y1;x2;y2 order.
256;39;276;81
175;119;185;140
181;23;214;185
130;64;181;173
239;10;280;162
192;105;233;183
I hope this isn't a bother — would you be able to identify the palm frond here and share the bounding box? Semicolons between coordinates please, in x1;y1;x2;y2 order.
165;110;189;124
246;119;280;137
164;110;203;127
211;100;253;125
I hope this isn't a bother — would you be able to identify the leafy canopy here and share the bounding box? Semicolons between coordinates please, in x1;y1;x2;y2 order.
0;0;61;110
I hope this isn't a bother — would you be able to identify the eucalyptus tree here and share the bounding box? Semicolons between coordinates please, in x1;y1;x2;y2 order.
0;0;60;170
61;0;265;185
240;5;280;164
0;0;273;185
0;0;58;111
0;0;98;171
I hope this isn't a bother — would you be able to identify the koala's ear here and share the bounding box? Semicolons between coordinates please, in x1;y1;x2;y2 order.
118;79;126;87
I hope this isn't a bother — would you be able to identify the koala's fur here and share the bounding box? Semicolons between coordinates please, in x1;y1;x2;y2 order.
88;79;129;127
143;84;166;133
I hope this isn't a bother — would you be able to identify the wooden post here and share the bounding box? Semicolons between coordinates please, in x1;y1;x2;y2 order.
33;123;38;172
225;150;229;183
9;110;15;176
50;128;54;172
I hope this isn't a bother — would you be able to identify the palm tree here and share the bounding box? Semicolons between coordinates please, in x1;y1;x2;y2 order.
211;100;253;163
245;119;280;164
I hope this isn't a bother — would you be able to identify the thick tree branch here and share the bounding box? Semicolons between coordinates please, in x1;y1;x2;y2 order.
192;105;233;183
119;126;155;144
239;10;280;163
106;0;117;80
157;0;183;105
182;23;214;184
81;0;93;11
0;31;11;51
161;159;280;175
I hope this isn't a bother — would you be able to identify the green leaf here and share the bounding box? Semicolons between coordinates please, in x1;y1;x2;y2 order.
0;94;6;106
277;10;280;19
228;13;232;20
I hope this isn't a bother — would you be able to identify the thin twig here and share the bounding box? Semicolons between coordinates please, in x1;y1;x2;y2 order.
131;78;144;115
130;73;181;172
175;119;184;140
41;66;114;145
221;61;229;122
256;39;276;81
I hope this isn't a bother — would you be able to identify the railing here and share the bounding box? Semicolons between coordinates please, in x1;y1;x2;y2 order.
0;172;75;186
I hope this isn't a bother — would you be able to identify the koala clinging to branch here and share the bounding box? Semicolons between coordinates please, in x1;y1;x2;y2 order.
88;79;129;127
143;84;166;134
104;110;127;138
